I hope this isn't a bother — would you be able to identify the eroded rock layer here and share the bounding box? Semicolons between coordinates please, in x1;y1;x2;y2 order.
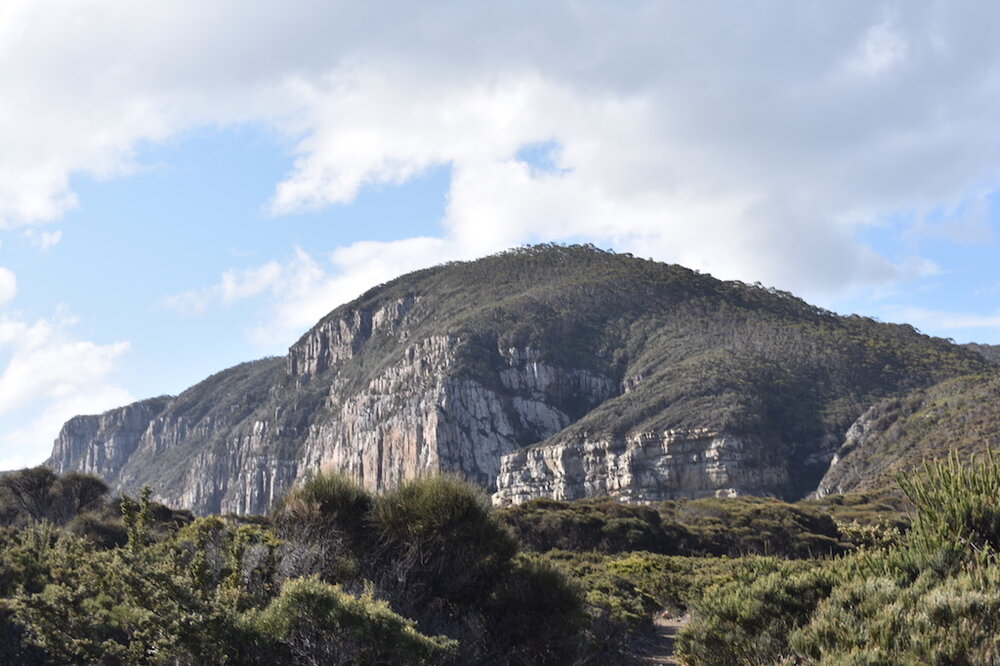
493;429;787;505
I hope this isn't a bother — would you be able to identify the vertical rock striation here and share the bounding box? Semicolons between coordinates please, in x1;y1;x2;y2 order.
46;397;172;485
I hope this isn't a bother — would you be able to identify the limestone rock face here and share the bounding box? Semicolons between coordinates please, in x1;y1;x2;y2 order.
493;429;788;506
46;397;172;485
812;409;882;498
299;339;617;492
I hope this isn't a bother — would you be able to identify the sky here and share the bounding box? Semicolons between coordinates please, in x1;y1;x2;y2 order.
1;1;1000;469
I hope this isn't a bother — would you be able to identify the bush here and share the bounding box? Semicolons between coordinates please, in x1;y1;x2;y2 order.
792;567;1000;663
674;558;834;666
497;498;679;553
272;471;373;546
271;472;374;585
482;555;587;665
0;468;111;527
898;449;1000;572
242;576;457;665
370;475;518;610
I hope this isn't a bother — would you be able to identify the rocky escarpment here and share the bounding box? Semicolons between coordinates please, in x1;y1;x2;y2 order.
299;341;617;493
47;396;172;485
44;245;995;514
493;428;788;505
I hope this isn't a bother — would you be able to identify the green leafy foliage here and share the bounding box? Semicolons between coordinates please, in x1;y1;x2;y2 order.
0;468;109;527
675;449;1000;664
499;494;856;558
242;576;457;665
675;558;834;666
0;470;588;665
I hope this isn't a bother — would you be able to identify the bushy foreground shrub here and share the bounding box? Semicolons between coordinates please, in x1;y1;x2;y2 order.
791;567;1000;664
675;558;834;665
0;471;589;665
242;576;457;665
677;449;1000;665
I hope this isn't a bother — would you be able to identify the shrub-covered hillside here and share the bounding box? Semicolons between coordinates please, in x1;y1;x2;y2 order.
818;372;1000;495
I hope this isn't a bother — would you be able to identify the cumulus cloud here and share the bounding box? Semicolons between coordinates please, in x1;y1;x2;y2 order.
0;310;132;466
0;268;15;307
166;238;454;346
19;229;63;252
3;1;1000;303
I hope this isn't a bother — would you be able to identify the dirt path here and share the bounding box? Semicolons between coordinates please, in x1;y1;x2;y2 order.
633;613;689;665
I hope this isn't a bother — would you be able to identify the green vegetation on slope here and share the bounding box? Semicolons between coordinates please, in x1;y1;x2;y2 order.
0;470;598;665
296;244;994;498
676;450;1000;665
818;372;1000;494
497;494;881;559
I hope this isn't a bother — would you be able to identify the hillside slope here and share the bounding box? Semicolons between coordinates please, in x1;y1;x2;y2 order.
45;245;993;513
816;372;1000;496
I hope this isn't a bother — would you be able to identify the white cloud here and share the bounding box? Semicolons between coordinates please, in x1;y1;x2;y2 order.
0;267;15;307
166;238;454;347
0;315;130;416
882;306;1000;332
847;16;909;76
0;309;132;466
19;229;63;252
2;1;1000;304
0;383;133;471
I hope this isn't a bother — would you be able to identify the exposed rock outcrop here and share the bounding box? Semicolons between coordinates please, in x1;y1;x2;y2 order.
46;397;172;485
493;429;787;505
814;372;1000;497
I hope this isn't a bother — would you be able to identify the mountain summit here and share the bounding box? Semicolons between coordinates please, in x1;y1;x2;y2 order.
46;245;991;514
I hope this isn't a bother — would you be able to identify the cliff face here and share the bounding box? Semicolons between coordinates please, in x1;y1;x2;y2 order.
47;397;172;485
298;339;617;493
493;429;788;506
44;246;994;514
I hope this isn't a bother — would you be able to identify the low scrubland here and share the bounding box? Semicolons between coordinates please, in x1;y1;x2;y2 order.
2;451;996;664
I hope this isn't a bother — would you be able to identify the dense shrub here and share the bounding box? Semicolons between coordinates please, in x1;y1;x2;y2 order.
675;450;1000;664
0;468;109;527
370;475;518;611
500;495;858;558
675;558;834;665
498;497;681;553
792;566;1000;663
272;471;373;546
898;449;1000;570
480;555;586;665
5;524;239;664
271;472;376;585
242;576;457;665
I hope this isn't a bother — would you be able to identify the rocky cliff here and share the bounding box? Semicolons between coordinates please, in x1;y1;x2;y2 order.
493;428;788;506
45;245;994;514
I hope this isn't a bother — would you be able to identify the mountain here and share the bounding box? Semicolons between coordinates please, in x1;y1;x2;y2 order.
45;245;993;514
964;343;1000;364
816;372;1000;496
